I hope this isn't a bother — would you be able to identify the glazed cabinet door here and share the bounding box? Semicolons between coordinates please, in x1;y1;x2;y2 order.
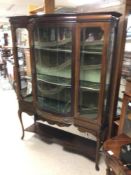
74;22;117;133
32;23;73;116
79;25;104;119
15;28;32;102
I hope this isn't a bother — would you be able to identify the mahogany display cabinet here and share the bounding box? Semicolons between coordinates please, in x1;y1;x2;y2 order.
9;12;121;170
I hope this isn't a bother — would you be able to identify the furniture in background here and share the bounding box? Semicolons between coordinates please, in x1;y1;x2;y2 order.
0;62;5;77
0;47;15;88
117;79;131;137
104;79;131;174
6;57;14;87
103;134;131;175
117;20;131;117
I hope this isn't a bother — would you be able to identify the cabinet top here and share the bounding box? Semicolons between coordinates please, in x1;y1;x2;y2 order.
9;11;121;22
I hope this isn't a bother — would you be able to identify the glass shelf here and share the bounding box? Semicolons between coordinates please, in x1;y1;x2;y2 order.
37;75;71;87
34;38;71;48
34;47;72;53
23;94;33;102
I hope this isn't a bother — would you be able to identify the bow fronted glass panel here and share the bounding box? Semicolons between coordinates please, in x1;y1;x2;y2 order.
33;26;72;114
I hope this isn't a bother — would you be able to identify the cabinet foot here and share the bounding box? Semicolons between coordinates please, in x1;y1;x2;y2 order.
95;164;99;171
95;138;100;171
106;168;111;175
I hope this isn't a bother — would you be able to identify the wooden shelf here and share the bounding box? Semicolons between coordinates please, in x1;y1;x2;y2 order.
25;122;97;161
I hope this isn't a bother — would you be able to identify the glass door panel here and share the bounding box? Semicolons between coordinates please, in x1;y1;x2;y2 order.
16;28;32;102
79;27;104;119
33;26;72;114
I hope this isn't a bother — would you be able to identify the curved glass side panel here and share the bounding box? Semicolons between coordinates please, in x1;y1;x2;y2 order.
33;26;72;114
16;28;32;102
79;27;104;119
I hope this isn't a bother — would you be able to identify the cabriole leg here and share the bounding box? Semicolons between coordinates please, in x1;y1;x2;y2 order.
18;109;24;139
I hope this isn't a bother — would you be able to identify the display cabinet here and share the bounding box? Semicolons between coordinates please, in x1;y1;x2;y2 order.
10;12;121;170
31;12;121;169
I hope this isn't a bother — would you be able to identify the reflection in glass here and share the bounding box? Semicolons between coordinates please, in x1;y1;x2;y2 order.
16;28;29;47
16;28;32;101
117;14;131;114
79;27;103;119
123;101;131;137
34;26;72;114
